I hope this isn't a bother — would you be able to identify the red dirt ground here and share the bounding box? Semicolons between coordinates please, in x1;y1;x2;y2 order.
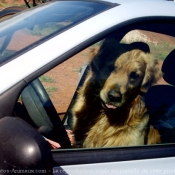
0;0;25;10
42;49;89;119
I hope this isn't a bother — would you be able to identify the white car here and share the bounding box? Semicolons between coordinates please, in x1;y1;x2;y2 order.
0;0;175;174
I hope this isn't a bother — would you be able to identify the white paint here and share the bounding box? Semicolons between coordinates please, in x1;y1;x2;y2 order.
55;157;175;175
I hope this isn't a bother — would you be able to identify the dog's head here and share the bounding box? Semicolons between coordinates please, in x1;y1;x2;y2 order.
100;49;162;109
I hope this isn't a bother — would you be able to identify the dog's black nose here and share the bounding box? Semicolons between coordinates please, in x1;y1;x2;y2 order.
108;90;122;102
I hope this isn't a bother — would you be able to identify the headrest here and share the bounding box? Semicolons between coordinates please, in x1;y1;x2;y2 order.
162;49;175;86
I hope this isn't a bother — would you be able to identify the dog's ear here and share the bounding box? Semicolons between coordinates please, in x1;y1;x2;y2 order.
140;55;162;92
89;39;120;72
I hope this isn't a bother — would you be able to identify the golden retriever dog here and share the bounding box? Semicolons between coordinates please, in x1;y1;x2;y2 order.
72;39;162;148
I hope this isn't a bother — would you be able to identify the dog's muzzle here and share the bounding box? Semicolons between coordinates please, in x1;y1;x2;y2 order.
101;90;122;109
108;89;122;103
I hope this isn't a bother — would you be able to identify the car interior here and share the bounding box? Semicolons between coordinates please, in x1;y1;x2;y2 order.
12;20;175;150
14;63;89;149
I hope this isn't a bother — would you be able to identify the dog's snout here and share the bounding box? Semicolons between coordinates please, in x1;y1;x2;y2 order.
108;90;122;102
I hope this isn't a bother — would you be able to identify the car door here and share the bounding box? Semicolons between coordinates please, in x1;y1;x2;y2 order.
1;1;175;174
47;17;175;175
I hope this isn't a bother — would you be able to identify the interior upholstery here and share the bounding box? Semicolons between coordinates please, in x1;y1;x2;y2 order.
145;49;175;143
162;49;175;85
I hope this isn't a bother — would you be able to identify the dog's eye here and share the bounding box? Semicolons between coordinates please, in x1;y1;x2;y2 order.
130;72;139;80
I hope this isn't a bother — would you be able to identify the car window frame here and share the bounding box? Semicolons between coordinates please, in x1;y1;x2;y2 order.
1;16;175;162
48;16;175;165
52;144;175;166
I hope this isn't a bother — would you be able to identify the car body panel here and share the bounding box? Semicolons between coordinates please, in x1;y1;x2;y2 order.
102;0;167;4
56;157;175;175
50;139;175;173
1;0;175;173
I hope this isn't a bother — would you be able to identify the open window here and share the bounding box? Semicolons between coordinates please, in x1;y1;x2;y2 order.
14;24;175;147
12;19;175;169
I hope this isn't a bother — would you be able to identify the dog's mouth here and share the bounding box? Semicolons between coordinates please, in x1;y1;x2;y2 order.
105;103;118;109
101;101;120;110
101;90;123;110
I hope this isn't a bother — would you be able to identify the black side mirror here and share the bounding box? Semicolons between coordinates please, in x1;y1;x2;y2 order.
0;117;53;174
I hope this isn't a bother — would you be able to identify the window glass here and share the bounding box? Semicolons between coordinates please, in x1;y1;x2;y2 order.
15;27;175;149
0;1;111;65
42;47;92;120
121;29;175;69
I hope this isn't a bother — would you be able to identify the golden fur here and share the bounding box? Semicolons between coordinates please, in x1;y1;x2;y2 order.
72;40;162;148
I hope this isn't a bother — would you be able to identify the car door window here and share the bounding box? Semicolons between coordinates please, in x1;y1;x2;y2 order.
14;22;175;151
0;0;111;66
40;47;93;120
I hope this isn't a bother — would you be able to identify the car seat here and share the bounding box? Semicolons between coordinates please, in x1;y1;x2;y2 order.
145;49;175;143
20;78;71;148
